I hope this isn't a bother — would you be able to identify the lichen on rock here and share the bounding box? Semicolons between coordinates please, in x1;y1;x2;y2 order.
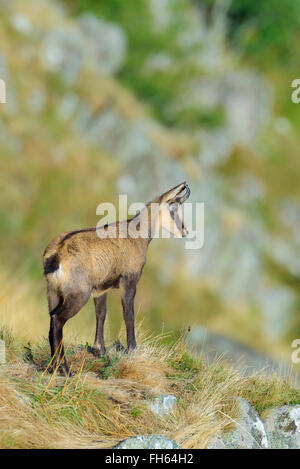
208;398;268;449
113;435;180;449
263;405;300;449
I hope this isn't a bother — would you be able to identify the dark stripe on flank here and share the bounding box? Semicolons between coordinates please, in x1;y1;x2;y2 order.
59;228;96;245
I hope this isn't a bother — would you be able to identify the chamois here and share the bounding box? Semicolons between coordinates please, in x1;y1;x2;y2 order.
43;182;190;375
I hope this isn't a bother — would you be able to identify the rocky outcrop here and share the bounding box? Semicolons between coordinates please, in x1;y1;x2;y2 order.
112;399;300;450
187;325;299;382
207;398;268;449
78;13;127;76
263;405;300;449
147;394;177;417
40;12;127;82
114;394;178;448
208;399;300;449
113;435;180;449
113;400;300;449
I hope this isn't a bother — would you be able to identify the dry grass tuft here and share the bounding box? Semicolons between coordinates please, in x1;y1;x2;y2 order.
115;350;171;393
0;322;299;449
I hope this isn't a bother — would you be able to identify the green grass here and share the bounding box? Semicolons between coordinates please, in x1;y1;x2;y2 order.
0;326;299;448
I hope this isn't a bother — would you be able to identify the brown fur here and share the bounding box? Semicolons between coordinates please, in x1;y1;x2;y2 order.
43;182;190;375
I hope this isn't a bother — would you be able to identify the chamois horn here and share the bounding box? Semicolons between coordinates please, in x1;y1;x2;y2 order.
176;184;190;203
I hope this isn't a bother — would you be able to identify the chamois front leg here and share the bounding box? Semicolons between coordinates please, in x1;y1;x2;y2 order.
90;293;107;357
120;278;137;351
121;279;137;350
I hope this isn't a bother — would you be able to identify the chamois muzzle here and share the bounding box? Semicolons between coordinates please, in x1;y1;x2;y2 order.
176;184;190;204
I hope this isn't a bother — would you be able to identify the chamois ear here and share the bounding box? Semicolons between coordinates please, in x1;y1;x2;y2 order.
161;182;189;204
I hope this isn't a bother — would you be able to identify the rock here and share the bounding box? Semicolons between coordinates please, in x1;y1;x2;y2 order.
40;27;84;83
259;286;295;341
235;173;266;205
263;406;300;449
78;106;186;202
57;93;79;120
187;325;296;380
10;13;35;36
269;198;300;277
196;129;233;168
150;0;174;31
0;53;7;81
27;88;47;114
279;199;300;229
147;394;177;416
207;398;268;449
270;238;300;278
146;53;174;72
207;436;227;449
0;339;6;365
215;226;265;304
113;435;180;449
223;71;273;146
80;108;128;155
78;13;127;75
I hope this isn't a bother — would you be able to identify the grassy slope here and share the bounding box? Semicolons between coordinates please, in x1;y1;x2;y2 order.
1;322;299;449
0;269;299;449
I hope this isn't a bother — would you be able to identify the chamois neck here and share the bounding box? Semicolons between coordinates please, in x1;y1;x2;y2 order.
126;203;158;246
145;200;160;242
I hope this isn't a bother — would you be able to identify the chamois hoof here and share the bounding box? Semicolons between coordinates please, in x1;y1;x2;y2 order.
48;363;72;378
60;368;72;378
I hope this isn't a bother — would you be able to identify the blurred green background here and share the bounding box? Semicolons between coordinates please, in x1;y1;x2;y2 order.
1;0;300;362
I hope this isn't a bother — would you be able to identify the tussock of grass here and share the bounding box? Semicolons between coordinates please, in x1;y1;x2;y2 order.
0;325;299;449
241;375;300;416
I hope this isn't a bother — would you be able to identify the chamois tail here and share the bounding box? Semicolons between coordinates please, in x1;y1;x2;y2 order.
44;253;60;275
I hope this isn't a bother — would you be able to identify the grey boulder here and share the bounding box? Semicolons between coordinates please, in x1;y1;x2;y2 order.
147;394;177;417
208;398;268;449
113;435;180;449
263;405;300;449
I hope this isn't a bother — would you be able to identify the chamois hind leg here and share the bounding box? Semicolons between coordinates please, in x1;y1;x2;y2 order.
89;293;107;357
120;278;137;351
47;287;62;359
49;291;90;376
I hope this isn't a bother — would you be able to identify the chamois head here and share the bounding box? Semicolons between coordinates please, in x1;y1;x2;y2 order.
156;182;190;238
